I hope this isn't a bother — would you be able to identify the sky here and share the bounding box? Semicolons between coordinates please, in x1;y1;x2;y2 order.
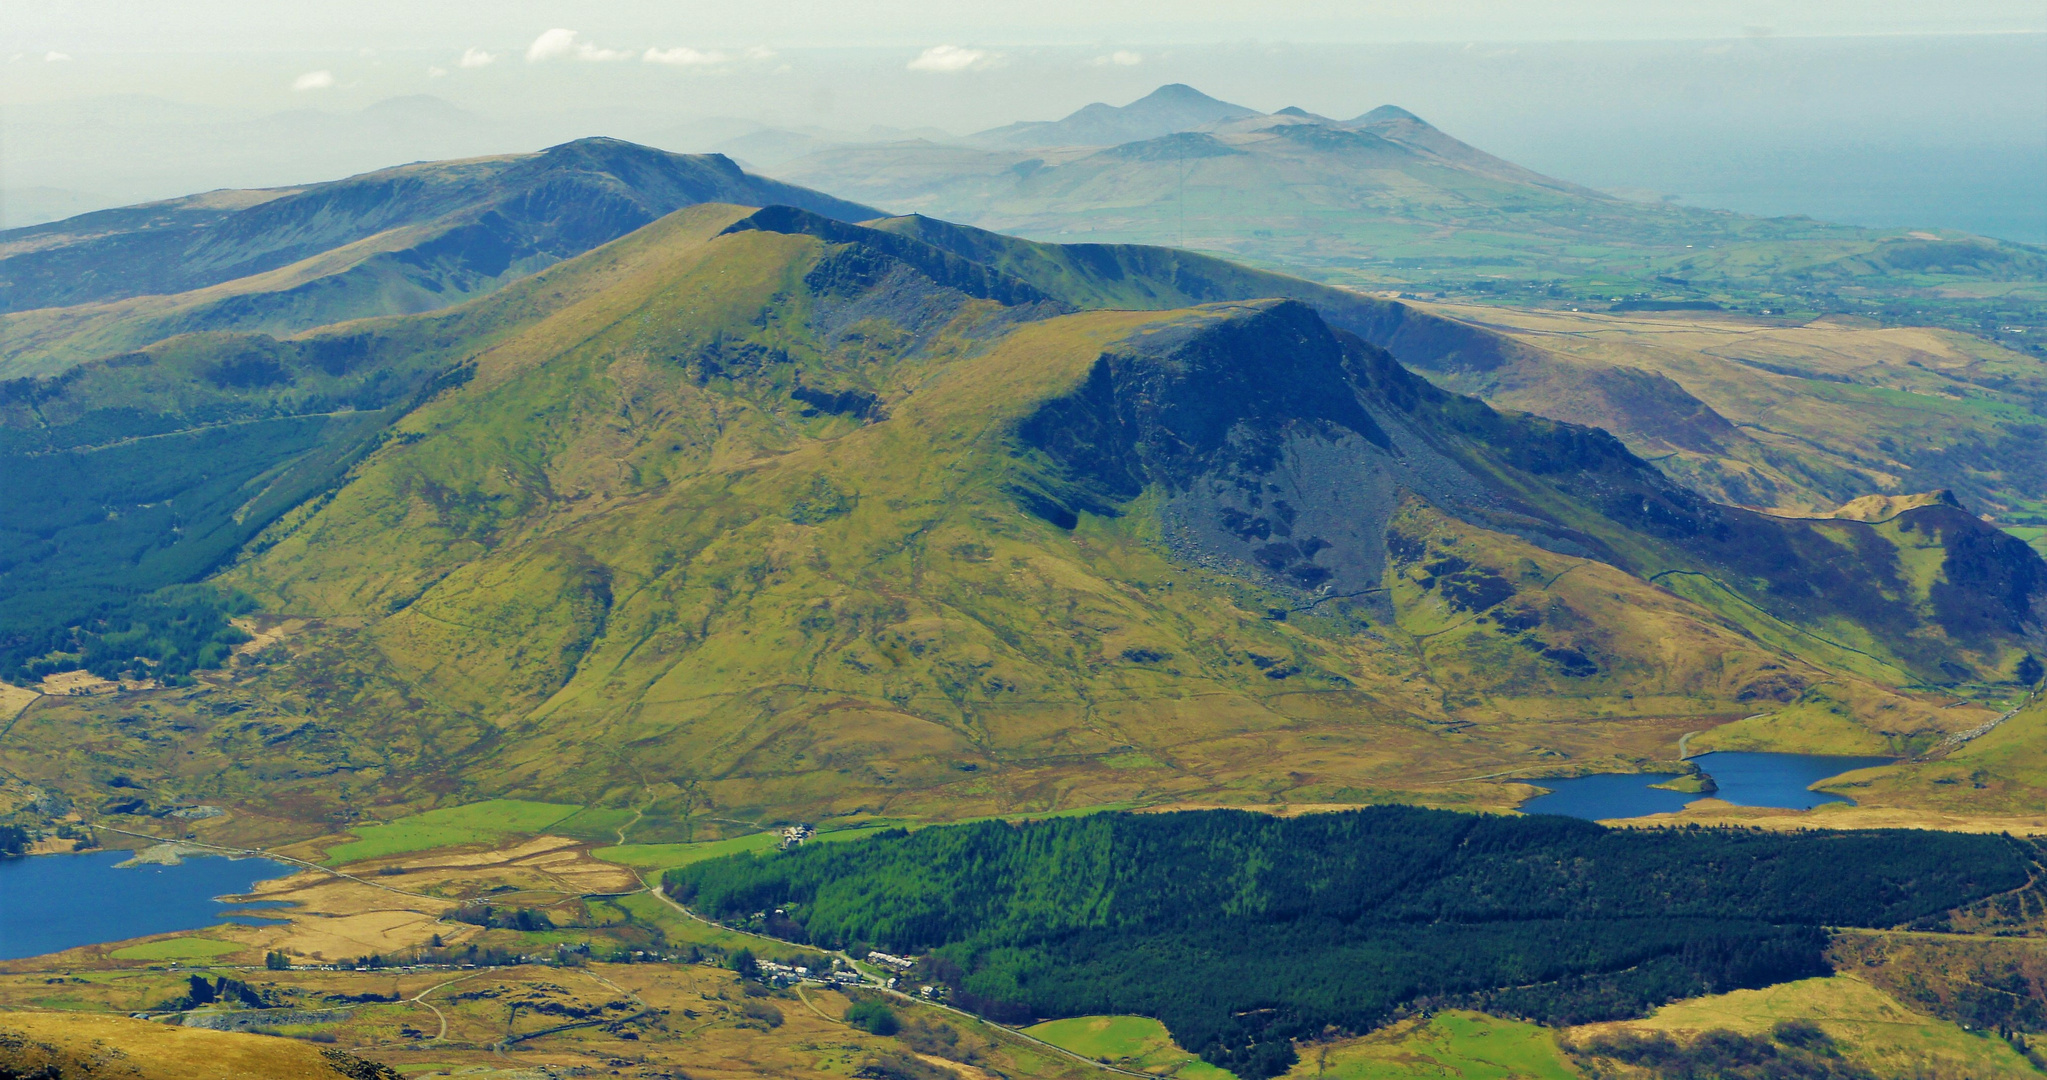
3;3;2043;239
8;0;2043;52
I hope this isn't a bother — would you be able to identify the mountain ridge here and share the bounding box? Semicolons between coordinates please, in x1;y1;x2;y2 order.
0;138;880;376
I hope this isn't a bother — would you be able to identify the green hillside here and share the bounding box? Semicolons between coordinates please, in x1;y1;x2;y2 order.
2;200;2038;840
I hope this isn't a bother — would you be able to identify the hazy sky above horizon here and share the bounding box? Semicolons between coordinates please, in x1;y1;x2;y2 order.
8;0;2043;53
3;4;2042;241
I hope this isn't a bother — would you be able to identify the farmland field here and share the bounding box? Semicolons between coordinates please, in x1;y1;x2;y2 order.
320;799;581;864
1026;1014;1229;1077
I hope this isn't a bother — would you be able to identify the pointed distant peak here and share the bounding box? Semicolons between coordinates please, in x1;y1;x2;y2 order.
1111;84;1259;122
1273;106;1314;118
1138;83;1224;105
1355;105;1426;125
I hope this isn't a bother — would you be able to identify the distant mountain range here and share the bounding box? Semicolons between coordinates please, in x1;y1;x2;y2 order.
767;85;2041;300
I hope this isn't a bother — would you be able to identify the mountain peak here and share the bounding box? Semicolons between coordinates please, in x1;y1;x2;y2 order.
1355;104;1426;125
1135;83;1224;105
968;84;1257;150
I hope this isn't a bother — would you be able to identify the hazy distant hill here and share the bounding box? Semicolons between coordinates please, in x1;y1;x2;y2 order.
770;86;2045;350
967;83;1260;150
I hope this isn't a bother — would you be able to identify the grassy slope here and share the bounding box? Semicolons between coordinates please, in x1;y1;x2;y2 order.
192;218;1998;825
1574;975;2038;1079
0;204;2031;840
0;203;766;644
0;1010;390;1079
1027;1015;1231;1077
1284;1012;1577;1080
1842;696;2047;816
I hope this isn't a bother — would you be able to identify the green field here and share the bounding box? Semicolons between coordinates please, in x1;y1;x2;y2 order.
1024;1014;1231;1077
322;799;582;864
594;833;783;871
107;936;244;961
1285;1012;1576;1080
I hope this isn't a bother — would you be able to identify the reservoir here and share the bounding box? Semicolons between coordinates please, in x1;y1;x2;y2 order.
1688;751;1896;810
0;849;294;961
1520;751;1897;821
1518;771;1693;820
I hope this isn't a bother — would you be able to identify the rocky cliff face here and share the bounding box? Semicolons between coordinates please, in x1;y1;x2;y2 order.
1012;298;2047;683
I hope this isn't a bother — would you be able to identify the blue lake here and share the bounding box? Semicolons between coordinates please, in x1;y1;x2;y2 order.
1518;771;1694;820
0;849;294;961
1689;752;1898;810
1520;752;1897;821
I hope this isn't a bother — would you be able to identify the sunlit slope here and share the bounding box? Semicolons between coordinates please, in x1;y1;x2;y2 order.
0;204;761;641
139;211;2029;830
0;1011;400;1079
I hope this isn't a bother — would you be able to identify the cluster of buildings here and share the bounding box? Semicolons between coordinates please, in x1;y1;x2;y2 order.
780;823;814;849
753;956;873;989
865;950;916;972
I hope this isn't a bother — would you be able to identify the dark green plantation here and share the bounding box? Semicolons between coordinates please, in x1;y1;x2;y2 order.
668;808;2034;1078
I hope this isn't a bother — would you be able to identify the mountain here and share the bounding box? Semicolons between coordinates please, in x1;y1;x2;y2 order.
0;138;878;376
774;89;2043;300
768;91;2047;525
967;84;1259;150
3;196;2036;842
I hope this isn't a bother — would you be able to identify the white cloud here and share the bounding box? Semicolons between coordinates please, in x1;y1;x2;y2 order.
1093;50;1143;67
526;28;626;63
45;51;73;62
526;28;578;61
427;65;448;78
644;46;727;66
907;45;996;73
459;47;495;68
744;46;777;61
292;69;334;91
